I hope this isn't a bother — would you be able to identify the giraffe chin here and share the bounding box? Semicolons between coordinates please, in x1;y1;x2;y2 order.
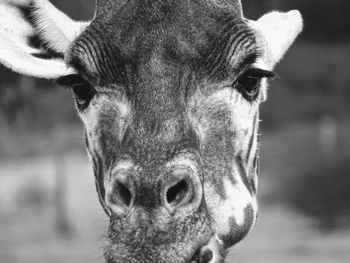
104;242;216;263
104;241;223;263
104;210;214;263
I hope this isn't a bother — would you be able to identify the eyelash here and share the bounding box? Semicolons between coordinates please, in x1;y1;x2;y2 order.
56;74;97;112
233;68;275;102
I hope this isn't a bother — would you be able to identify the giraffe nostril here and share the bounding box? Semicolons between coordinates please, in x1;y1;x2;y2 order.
113;181;132;207
161;163;203;214
166;179;189;205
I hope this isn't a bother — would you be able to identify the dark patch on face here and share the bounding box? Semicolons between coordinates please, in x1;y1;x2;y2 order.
201;150;236;200
197;105;239;200
218;204;256;248
198;105;238;198
245;115;260;195
251;154;258;193
85;131;111;216
236;155;255;195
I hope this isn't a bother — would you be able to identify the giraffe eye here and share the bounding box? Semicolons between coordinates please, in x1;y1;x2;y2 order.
236;68;275;101
57;74;96;111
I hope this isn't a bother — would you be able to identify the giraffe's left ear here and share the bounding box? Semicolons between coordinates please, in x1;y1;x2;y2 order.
249;10;303;68
0;0;89;79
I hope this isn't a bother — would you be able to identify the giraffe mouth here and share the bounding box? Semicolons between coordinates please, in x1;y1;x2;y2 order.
105;216;214;263
190;247;214;263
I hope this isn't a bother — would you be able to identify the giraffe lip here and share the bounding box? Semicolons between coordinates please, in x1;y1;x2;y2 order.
189;247;214;263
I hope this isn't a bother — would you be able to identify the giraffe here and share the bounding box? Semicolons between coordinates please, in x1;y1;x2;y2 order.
0;0;303;262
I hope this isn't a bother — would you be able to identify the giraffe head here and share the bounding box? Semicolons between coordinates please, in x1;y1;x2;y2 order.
0;0;302;262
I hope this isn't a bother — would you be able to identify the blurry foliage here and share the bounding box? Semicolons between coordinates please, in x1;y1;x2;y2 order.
16;180;49;214
0;78;78;127
261;119;350;231
261;42;350;129
285;155;350;231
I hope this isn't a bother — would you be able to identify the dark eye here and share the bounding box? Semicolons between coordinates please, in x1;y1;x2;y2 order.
235;68;275;101
56;74;96;111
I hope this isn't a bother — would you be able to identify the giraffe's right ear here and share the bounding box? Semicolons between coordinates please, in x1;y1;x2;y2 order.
0;0;90;79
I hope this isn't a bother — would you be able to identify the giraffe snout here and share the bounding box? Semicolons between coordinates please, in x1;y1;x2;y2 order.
105;157;204;218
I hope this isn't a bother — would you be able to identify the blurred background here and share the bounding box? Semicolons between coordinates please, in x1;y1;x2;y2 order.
0;0;349;262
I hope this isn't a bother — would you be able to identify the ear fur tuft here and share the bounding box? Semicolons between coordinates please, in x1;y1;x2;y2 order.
250;10;303;68
0;0;89;79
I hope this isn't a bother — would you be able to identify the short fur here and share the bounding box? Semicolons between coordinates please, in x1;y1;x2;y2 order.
0;0;303;262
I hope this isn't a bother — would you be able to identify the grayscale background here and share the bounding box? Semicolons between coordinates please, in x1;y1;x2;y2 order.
0;0;349;262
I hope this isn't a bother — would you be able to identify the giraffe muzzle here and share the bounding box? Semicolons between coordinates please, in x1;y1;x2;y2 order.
106;160;203;218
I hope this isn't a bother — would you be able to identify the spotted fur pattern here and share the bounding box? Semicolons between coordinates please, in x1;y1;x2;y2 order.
69;1;265;262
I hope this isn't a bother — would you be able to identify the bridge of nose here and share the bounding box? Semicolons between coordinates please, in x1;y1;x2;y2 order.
121;53;199;164
124;116;198;161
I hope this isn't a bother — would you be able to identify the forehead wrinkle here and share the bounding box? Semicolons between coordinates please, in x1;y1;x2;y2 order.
203;17;262;80
228;38;262;75
68;0;252;85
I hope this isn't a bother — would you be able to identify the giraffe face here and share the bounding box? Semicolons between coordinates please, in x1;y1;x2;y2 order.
62;2;276;261
0;1;303;262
